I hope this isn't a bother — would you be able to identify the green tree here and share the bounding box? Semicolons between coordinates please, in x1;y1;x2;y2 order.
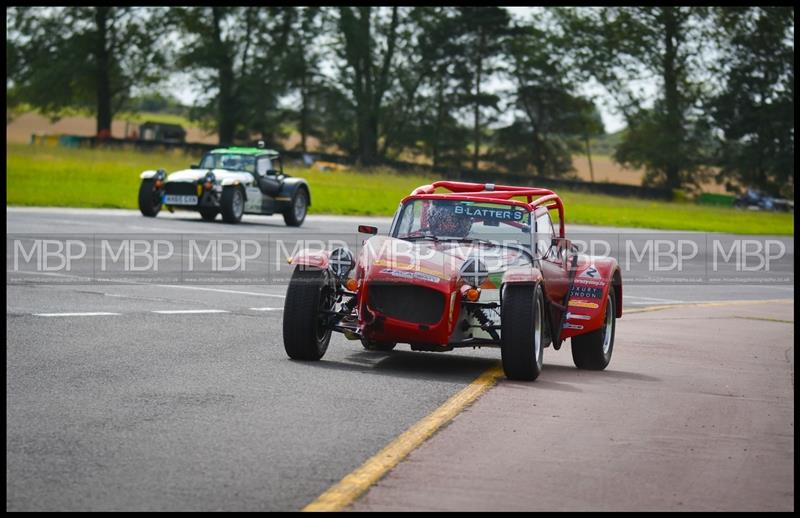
708;7;794;198
495;18;603;177
452;7;512;173
7;6;167;134
283;7;326;152
172;7;291;145
335;7;401;164
560;7;714;190
376;7;469;168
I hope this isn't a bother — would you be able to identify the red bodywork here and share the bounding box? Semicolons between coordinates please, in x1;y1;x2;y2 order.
292;181;622;348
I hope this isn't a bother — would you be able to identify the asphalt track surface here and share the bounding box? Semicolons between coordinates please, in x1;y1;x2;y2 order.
6;207;795;511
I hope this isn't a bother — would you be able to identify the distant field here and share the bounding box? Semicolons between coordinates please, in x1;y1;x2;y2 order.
7;110;733;194
7;111;218;144
6;143;793;235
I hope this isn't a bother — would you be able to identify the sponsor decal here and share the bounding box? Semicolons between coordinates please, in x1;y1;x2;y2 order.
574;277;605;287
413;271;441;284
382;268;414;280
570;285;603;299
566;313;591;321
579;265;599;278
381;268;440;284
373;259;447;279
562;322;584;330
568;300;599;309
453;204;525;222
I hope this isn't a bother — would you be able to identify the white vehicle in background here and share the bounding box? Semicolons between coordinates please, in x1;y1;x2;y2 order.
138;143;312;226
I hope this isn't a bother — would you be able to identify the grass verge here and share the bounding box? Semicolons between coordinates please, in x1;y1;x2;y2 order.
6;143;793;235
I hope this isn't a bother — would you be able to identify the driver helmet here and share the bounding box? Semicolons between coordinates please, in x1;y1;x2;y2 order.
222;155;241;170
427;202;473;238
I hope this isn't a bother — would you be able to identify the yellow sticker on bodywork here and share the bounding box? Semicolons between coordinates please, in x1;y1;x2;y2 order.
568;300;599;309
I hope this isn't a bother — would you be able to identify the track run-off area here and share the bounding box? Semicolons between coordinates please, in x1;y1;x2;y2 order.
6;207;794;511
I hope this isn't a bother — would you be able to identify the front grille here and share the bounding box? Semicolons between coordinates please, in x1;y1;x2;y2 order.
165;182;198;196
368;284;445;325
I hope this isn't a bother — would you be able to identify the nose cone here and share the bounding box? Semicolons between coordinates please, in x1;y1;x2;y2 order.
360;235;463;286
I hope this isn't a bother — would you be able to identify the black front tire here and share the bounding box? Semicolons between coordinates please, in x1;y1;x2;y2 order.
571;290;616;370
361;339;397;352
138;180;162;217
221;186;244;223
283;268;335;361
283;188;308;227
501;283;545;381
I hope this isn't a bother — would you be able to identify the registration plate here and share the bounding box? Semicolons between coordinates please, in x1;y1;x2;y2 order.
164;195;198;206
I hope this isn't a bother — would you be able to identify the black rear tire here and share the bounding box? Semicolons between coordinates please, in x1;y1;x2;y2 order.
200;208;218;221
221;186;244;223
283;188;308;227
361;339;397;352
571;290;616;370
138;180;162;217
283;268;335;361
501;283;545;381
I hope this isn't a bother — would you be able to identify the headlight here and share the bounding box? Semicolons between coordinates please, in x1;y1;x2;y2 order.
459;257;488;287
329;247;354;279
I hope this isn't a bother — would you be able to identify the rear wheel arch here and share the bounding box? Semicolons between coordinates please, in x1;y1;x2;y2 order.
297;183;311;207
612;268;622;318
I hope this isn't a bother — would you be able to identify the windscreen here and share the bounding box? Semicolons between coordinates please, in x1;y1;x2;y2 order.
200;154;256;173
392;199;532;245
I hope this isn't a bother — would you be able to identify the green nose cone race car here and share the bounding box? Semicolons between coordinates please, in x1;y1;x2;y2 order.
138;143;311;226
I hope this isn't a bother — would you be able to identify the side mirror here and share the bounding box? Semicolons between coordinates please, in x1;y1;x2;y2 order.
190;164;199;169
358;225;378;235
266;169;278;176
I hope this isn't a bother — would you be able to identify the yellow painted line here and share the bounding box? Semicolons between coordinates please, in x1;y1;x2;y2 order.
624;298;793;315
733;316;794;324
304;297;793;511
303;363;505;512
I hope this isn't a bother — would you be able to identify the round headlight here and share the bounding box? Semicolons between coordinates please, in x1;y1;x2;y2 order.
459;257;488;287
329;247;354;279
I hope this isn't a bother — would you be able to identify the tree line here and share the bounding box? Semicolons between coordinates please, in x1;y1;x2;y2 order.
6;7;794;197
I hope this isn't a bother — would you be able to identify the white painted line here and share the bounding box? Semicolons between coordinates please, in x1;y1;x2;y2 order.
34;312;121;317
249;307;284;311
626;299;762;306
151;309;229;314
8;270;93;280
625;295;685;303
155;285;286;298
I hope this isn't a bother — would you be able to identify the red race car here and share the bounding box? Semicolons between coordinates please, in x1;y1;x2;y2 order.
282;181;622;381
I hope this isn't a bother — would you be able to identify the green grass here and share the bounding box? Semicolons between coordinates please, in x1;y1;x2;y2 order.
6;143;794;235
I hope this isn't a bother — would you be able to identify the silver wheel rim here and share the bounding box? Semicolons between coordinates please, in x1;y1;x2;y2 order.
294;191;307;221
602;294;614;355
233;190;243;217
534;293;543;369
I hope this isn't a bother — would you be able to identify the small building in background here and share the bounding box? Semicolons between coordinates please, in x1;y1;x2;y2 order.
138;121;186;143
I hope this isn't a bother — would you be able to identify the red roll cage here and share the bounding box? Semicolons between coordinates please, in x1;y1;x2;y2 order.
401;181;565;237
